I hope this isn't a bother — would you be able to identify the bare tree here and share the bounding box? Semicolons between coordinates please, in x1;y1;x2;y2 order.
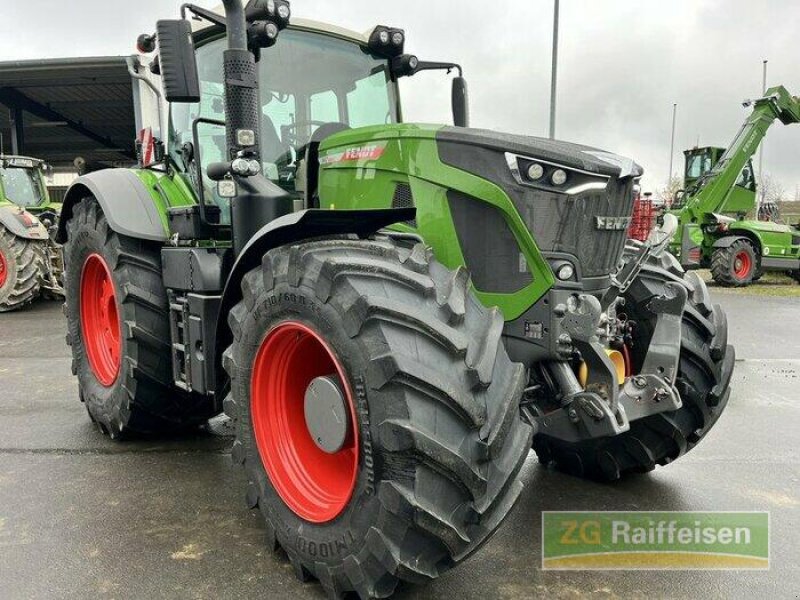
760;172;787;204
655;175;683;207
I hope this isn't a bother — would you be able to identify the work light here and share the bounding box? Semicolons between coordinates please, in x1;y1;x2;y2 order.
369;26;406;57
246;0;291;27
557;264;575;281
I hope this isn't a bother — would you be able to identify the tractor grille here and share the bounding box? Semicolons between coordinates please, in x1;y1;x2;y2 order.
435;131;641;281
515;179;635;277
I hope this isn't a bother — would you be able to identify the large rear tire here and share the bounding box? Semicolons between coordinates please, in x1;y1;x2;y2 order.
0;224;45;312
534;254;735;481
63;198;215;437
224;238;533;598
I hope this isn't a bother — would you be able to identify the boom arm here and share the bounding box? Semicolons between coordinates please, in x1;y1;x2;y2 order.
679;85;800;223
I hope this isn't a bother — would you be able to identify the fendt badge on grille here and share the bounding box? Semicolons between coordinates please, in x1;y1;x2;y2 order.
596;216;633;231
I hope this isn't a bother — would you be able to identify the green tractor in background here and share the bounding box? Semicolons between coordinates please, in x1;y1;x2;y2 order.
668;86;800;286
56;2;734;597
0;155;63;311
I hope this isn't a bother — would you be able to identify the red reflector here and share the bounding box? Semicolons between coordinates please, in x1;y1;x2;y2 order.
688;248;702;263
137;127;155;167
15;210;37;228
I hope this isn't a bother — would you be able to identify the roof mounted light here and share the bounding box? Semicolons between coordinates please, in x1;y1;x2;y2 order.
368;26;405;58
390;54;419;78
246;0;291;27
246;0;291;50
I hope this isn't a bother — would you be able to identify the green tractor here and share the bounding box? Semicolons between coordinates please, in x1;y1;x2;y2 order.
668;86;800;286
56;2;734;597
0;155;63;311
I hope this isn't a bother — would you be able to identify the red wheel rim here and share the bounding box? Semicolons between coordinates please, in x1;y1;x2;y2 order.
0;250;7;289
251;322;359;523
80;254;121;387
733;250;752;279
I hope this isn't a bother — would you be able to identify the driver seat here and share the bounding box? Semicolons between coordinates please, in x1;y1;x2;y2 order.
261;114;287;164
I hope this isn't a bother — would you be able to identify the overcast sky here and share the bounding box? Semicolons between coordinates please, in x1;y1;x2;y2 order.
1;0;798;194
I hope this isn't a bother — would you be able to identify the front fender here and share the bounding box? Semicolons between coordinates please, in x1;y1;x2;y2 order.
712;235;752;249
0;205;49;241
213;207;415;398
55;169;168;244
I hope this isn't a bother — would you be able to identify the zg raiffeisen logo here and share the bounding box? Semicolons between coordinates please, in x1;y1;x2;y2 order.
542;512;769;570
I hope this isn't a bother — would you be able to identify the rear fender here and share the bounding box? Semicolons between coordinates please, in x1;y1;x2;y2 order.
55;169;169;244
0;205;49;241
213;208;415;398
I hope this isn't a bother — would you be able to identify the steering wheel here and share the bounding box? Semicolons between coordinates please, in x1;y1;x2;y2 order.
279;121;331;147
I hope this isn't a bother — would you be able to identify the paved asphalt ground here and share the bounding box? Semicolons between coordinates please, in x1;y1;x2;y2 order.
1;293;798;600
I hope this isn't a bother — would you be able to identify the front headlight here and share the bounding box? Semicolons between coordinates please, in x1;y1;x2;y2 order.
551;169;568;186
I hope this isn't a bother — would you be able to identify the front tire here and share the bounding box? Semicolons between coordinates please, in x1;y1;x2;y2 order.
224;238;533;598
535;254;735;481
63;198;215;437
710;239;757;287
0;224;45;312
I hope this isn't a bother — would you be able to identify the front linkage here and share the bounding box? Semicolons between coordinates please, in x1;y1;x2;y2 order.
531;216;687;443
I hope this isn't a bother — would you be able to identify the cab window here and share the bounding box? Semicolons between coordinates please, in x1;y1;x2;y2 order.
169;28;400;220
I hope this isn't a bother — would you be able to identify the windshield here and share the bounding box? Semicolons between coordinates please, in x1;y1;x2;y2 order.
171;29;399;220
0;166;46;208
686;152;713;180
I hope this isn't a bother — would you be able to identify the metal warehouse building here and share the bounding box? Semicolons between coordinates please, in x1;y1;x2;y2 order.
0;56;139;197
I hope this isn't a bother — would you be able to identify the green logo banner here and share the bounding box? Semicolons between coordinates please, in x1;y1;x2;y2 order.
542;512;769;570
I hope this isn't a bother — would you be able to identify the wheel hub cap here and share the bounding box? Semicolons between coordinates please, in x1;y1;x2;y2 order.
80;254;121;386
304;376;349;454
250;322;359;523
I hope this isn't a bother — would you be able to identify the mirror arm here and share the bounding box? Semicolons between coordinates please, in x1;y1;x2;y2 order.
412;61;463;77
181;3;228;27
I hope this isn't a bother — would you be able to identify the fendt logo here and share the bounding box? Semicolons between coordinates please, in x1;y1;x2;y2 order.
320;143;387;165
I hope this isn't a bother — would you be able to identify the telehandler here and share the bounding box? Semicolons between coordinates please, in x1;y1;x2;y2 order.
57;2;734;597
668;86;800;286
0;155;63;311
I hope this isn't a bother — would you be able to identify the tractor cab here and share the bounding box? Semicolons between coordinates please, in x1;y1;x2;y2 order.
153;13;466;232
168;23;401;222
0;156;51;211
675;146;756;215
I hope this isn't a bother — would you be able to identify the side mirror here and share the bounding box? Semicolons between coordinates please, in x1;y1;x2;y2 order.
156;20;201;103
452;77;470;128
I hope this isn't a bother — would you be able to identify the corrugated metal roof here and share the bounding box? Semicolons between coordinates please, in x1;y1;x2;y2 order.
0;56;136;167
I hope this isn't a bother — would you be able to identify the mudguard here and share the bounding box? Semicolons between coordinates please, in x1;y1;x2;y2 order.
55;169;168;244
712;235;751;249
0;205;49;241
213;207;415;398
